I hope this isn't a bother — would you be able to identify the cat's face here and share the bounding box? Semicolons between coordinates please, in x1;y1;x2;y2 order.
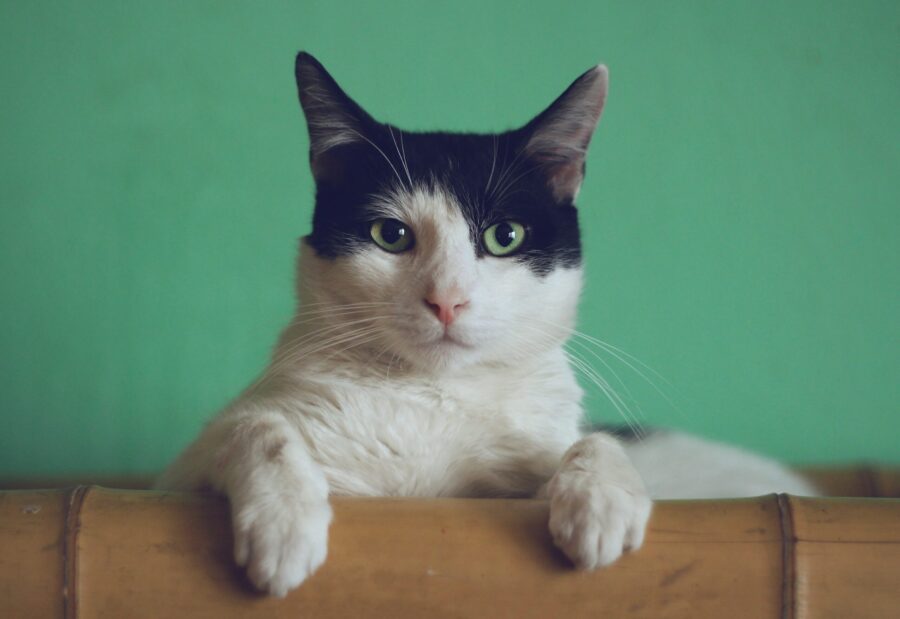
293;53;607;373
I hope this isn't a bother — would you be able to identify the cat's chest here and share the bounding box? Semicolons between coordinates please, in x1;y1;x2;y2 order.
290;365;582;497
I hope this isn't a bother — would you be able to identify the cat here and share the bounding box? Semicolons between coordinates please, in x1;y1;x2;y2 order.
156;52;816;597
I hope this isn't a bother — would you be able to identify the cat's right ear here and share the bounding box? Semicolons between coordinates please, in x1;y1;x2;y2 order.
294;52;375;183
520;64;609;203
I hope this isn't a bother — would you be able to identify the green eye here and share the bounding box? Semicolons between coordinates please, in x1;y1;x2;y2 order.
483;221;526;256
370;218;414;253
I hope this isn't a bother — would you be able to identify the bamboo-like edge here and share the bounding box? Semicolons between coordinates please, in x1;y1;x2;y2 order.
8;486;899;618
62;486;88;619
777;493;797;619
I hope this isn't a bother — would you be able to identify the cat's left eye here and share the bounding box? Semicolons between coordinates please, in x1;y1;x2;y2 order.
370;218;414;253
483;221;526;256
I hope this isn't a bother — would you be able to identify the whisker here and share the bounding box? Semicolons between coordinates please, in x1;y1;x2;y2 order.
273;325;383;371
249;317;386;392
513;321;645;436
388;125;414;189
484;134;499;196
283;304;395;325
571;330;677;390
274;317;383;364
531;316;682;416
488;142;529;203
565;349;646;439
565;339;636;405
321;329;385;362
567;331;682;414
348;128;408;191
492;162;546;206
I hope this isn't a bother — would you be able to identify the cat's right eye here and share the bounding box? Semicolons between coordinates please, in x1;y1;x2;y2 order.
370;218;414;253
483;220;526;256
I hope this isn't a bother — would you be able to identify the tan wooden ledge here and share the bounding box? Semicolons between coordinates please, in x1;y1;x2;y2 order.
2;487;899;619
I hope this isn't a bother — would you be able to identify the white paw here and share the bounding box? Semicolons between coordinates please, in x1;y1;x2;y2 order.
232;497;332;597
547;470;652;570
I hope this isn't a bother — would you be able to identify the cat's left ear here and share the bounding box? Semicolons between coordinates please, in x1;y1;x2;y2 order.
522;65;608;203
294;52;376;183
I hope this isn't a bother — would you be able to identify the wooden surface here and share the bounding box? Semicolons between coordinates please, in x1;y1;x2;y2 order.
0;490;68;618
1;487;898;618
789;499;900;619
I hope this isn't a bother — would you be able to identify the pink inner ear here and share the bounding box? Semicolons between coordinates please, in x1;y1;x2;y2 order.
547;162;586;202
526;137;589;202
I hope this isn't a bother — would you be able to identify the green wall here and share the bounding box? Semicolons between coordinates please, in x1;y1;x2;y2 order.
1;1;897;477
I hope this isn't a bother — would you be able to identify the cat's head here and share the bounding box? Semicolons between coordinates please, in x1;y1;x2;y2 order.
293;52;607;373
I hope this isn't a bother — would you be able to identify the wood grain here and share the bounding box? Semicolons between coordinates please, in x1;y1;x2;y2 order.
1;487;898;618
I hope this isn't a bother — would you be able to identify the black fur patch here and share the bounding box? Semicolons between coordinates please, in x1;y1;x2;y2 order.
296;53;591;276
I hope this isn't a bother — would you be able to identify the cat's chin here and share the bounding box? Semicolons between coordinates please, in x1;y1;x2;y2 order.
387;337;483;375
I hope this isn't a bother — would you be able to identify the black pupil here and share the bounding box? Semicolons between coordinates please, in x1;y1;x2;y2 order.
495;222;516;247
382;219;406;245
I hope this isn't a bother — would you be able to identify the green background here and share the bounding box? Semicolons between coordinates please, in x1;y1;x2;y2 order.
1;1;897;478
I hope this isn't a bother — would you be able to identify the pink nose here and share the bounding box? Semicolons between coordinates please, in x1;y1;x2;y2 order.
423;293;469;327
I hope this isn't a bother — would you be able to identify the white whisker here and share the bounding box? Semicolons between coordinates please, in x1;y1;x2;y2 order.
530;316;683;417
484;134;499;196
388;125;414;189
248;317;386;393
348;128;408;191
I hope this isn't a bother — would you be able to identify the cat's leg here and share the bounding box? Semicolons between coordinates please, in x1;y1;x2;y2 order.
156;409;331;597
543;432;652;569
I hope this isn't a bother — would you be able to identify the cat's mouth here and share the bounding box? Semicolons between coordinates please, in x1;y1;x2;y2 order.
429;332;473;350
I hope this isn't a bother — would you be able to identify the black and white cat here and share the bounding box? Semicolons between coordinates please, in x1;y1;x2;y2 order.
157;53;815;597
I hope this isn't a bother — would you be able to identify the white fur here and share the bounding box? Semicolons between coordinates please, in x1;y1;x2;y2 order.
546;433;652;569
625;432;817;499
157;185;814;596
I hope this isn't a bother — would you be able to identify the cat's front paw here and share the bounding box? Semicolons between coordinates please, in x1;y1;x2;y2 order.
547;469;652;570
232;497;332;597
